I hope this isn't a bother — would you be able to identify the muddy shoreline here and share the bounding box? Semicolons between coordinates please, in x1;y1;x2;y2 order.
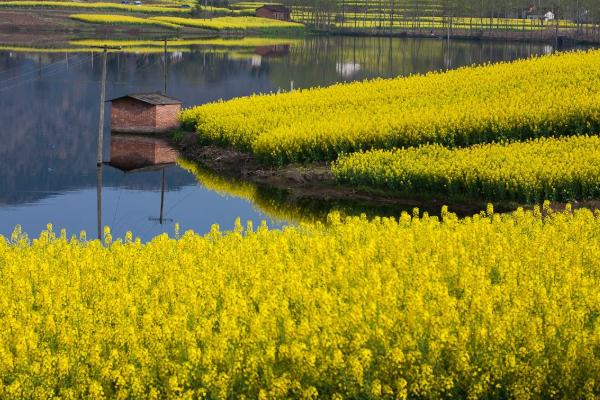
173;133;512;217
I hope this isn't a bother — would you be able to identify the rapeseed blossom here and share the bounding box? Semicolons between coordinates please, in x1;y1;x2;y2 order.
1;207;600;398
181;49;600;164
333;135;600;202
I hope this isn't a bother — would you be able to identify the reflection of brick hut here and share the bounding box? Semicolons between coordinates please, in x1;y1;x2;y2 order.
255;44;290;57
109;135;178;172
109;93;182;134
256;5;291;21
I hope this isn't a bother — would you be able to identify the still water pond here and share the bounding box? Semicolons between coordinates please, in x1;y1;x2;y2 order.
0;36;577;240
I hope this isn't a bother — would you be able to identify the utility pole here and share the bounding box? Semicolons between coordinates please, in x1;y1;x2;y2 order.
95;46;108;241
163;38;168;95
92;45;121;241
97;46;107;167
96;164;103;240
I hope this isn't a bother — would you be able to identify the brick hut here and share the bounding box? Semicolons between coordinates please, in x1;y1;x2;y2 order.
256;4;291;21
109;93;182;134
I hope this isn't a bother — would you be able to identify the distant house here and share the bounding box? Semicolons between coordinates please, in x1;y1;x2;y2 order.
544;11;555;21
109;93;182;134
524;6;555;22
256;4;291;21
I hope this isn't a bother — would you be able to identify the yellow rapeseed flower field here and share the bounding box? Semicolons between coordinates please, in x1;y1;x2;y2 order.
181;49;600;164
70;13;181;29
70;37;301;48
1;206;600;398
150;16;304;31
333;135;600;202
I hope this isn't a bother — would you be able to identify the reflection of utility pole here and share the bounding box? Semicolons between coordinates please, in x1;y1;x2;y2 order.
38;55;41;80
149;167;173;225
445;16;451;71
97;46;107;166
159;168;165;224
96;164;103;240
163;38;168;95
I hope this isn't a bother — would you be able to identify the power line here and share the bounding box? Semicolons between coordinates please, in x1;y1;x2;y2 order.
0;55;93;93
0;54;91;85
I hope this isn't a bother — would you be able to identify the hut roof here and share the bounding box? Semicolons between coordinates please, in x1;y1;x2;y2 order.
257;4;289;12
109;93;182;105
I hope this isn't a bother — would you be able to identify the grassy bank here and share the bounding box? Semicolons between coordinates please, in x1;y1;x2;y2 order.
181;49;600;165
333;135;600;203
1;207;600;398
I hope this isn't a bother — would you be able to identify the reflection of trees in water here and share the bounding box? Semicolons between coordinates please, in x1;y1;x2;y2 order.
267;36;550;88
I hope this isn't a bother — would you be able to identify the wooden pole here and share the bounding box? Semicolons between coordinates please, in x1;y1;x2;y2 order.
97;46;107;167
96;164;103;240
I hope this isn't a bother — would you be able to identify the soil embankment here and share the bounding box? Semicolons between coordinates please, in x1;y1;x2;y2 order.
174;133;509;217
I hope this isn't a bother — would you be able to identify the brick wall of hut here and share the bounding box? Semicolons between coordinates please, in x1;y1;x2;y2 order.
111;98;156;132
155;104;181;131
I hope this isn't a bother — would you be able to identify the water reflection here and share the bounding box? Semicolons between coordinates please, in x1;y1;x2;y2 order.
0;36;589;239
177;159;501;224
108;135;178;172
106;135;179;230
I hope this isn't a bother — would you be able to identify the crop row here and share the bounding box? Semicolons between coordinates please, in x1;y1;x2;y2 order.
69;37;301;48
181;49;600;165
70;13;180;29
1;206;600;398
67;14;304;31
150;15;304;30
333;135;600;203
